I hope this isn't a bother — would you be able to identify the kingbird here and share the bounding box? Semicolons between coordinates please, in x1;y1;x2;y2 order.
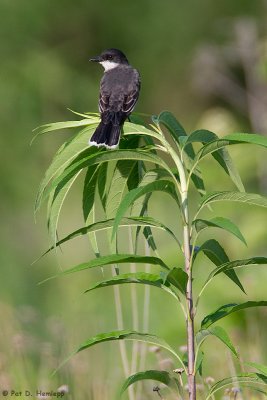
89;48;140;149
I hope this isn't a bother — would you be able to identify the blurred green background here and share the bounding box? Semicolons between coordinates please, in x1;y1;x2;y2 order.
1;0;267;398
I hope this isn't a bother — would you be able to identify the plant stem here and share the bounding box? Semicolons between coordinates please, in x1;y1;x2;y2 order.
128;227;139;375
181;184;196;399
163;127;197;399
112;267;135;400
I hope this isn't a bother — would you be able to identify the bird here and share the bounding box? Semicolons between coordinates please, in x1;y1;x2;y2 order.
89;48;141;149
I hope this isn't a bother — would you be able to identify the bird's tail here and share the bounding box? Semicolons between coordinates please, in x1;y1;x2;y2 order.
89;120;121;149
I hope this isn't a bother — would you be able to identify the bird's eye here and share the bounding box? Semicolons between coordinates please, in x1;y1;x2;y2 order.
107;55;113;60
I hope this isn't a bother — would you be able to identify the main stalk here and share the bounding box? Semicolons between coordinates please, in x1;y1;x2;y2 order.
182;189;196;400
159;136;196;399
184;224;196;400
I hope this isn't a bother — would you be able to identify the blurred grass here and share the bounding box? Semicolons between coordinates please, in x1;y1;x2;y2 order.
1;0;267;398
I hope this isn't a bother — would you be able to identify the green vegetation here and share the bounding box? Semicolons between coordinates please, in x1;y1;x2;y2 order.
1;0;267;398
36;111;267;399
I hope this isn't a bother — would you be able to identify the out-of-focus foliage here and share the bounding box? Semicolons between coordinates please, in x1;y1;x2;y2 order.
1;0;267;398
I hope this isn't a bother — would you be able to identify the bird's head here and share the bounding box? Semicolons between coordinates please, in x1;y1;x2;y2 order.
90;48;129;71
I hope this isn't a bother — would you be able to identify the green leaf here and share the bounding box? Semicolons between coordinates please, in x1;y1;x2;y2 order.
38;149;176;212
199;257;267;299
32;118;98;143
184;129;218;146
223;132;267;148
245;362;267;376
186;130;245;192
165;267;188;296
217;147;245;192
39;216;180;258
126;162;140;192
84;272;178;299
205;373;267;400
201;301;267;329
35;126;98;213
190;170;206;197
210;257;267;278
50;254;170;280
67;108;96;119
182;349;204;376
193;217;247;245
157;112;208;197
195;351;204;376
48;170;82;246
195;239;245;294
97;162;108;209
106;160;137;218
83;165;100;220
196;133;267;162
196;326;238;357
112;180;179;240
157;111;187;146
85;204;100;257
123;121;164;143
76;330;183;364
133;168;174;252
120;370;181;396
197;191;267;217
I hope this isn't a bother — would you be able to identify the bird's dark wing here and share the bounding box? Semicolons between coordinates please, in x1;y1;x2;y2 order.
98;68;140;118
122;72;140;115
98;93;110;114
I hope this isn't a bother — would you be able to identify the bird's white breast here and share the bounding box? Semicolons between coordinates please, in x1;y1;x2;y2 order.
100;61;119;71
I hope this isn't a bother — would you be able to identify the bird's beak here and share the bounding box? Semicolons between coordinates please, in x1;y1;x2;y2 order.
89;56;101;62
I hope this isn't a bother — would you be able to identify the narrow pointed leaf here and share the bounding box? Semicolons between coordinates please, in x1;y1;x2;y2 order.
195;351;204;376
193;217;246;245
61;254;170;277
187;130;267;151
106;160;137;218
157;112;208;197
86;204;100;257
120;370;181;396
35;127;98;212
197;191;267;216
217;147;245;192
183;349;204;375
40;216;180;258
133;168;174;252
83;165;100;220
112;180;179;240
196;326;238;357
123;121;163;143
201;301;267;329
97;162;108;209
205;373;267;400
184;129;218;146
165;267;188;296
76;330;183;364
196;133;267;163
195;239;245;294
48;170;82;246
39;149;176;212
157;111;187;147
190;171;206;196
126;162;140;191
200;257;267;297
32;118;98;142
245;362;267;376
186;130;245;192
67;108;96;118
84;272;178;299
